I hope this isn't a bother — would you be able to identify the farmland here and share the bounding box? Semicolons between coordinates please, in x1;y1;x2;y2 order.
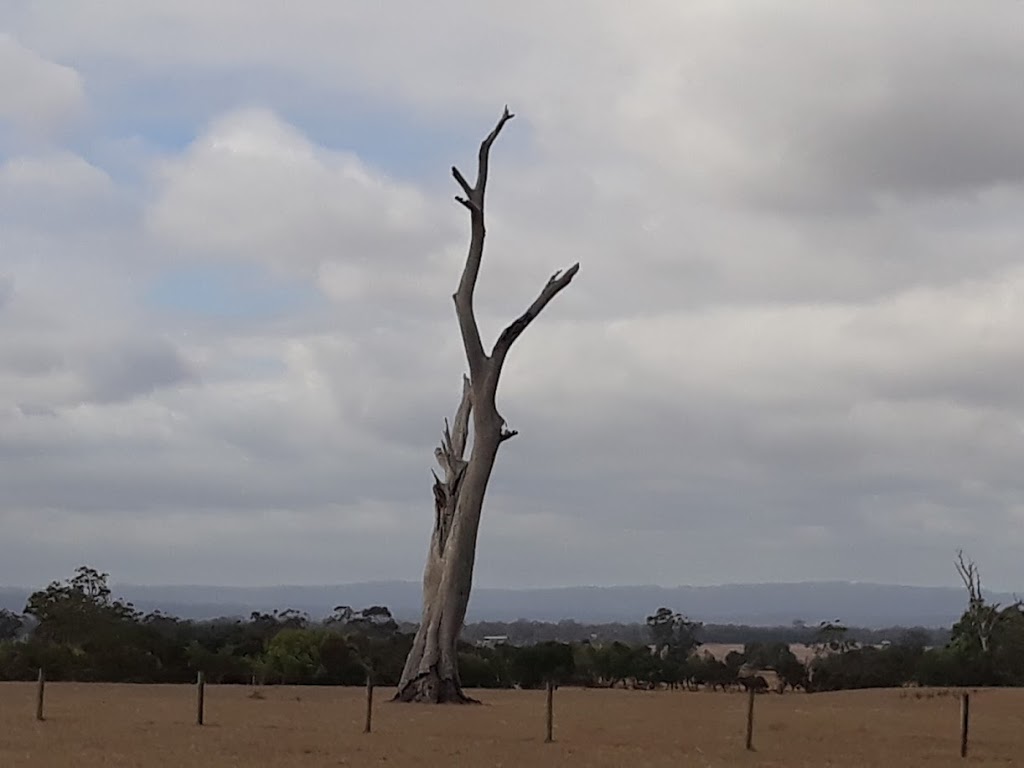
4;683;1024;767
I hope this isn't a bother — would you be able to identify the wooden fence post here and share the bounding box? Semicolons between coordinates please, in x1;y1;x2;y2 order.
545;680;554;743
364;673;374;734
960;692;970;758
745;686;756;751
196;671;205;726
35;668;45;722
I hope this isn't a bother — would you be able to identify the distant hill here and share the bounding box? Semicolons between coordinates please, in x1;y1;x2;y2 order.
0;581;1000;628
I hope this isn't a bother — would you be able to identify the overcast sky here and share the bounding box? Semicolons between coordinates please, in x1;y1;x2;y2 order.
2;2;1024;591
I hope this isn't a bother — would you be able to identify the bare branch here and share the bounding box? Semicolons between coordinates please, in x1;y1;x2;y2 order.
451;166;473;198
454;196;479;213
475;106;515;193
453;108;515;377
499;426;519;443
430;379;473;557
956;549;998;654
435;377;472;476
449;375;472;457
956;549;981;603
492;262;580;366
442;419;453;452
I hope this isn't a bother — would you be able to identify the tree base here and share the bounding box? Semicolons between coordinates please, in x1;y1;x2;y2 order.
392;671;480;704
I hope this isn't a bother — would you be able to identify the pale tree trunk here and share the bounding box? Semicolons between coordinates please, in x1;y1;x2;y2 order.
956;550;993;653
953;550;1019;655
394;108;579;703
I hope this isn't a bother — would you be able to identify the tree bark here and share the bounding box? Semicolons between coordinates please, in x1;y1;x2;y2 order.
394;108;579;703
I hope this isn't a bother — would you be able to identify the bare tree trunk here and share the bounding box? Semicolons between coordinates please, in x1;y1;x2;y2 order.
956;550;991;653
394;108;579;703
953;550;1019;655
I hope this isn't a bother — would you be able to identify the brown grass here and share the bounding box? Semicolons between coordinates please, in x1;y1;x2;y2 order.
3;683;1024;767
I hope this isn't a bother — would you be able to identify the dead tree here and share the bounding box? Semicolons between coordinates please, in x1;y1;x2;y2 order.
394;108;579;703
955;550;998;654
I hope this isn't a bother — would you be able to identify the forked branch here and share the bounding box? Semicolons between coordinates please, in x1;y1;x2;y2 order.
452;107;516;377
955;549;1002;654
955;549;985;606
451;106;578;423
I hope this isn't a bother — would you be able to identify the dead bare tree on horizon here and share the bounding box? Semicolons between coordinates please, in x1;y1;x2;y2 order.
394;107;580;703
955;549;1002;654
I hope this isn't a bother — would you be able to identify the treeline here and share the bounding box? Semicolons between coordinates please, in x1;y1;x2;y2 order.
0;567;1018;692
459;619;950;647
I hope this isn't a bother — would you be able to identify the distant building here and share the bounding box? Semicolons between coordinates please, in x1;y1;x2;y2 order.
479;635;509;648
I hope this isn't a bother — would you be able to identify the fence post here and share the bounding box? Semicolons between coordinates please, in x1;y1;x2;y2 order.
364;673;374;734
35;668;45;722
545;680;554;743
196;671;205;726
745;686;756;751
960;692;970;758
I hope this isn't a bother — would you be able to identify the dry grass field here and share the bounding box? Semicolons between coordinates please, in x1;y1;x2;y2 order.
3;683;1024;767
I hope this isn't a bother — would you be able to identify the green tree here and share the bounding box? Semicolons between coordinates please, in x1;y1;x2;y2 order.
898;628;931;652
318;631;366;685
22;566;151;681
571;641;600;687
989;605;1024;684
0;610;23;641
25;566;139;645
456;645;509;689
592;642;637;688
645;608;701;656
325;605;354;629
511;642;575;689
263;628;324;684
348;606;399;637
185;640;254;684
814;620;853;655
738;642;806;692
343;606;400;683
687;654;734;690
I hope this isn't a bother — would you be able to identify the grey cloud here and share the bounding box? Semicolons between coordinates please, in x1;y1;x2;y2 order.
15;404;57;418
0;33;85;139
4;2;1024;593
83;338;196;403
11;2;1024;205
0;154;128;231
1;342;63;376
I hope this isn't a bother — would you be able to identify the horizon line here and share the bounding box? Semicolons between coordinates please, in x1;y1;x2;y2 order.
1;577;984;592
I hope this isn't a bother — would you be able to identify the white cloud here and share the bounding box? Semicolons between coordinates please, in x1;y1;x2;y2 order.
146;108;460;310
0;153;123;230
